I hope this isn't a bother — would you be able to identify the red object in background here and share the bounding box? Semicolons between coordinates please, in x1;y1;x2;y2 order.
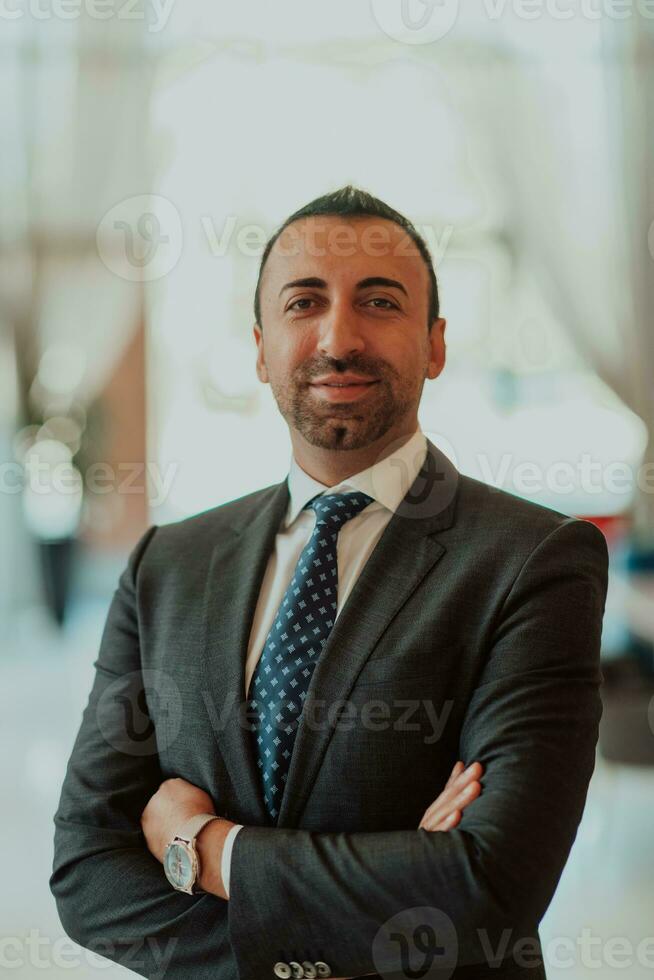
576;514;630;550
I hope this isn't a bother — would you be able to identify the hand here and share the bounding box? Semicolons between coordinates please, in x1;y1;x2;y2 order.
140;777;216;863
418;760;483;831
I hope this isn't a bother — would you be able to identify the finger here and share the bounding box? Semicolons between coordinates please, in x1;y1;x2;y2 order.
455;761;483;783
431;781;482;827
440;809;461;830
444;761;483;797
420;808;461;832
447;760;483;795
422;783;481;830
420;763;483;825
420;775;483;828
444;760;465;789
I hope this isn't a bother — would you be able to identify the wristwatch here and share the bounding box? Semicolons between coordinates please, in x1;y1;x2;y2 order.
163;813;221;895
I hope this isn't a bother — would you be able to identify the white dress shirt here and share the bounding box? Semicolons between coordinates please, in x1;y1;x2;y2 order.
219;426;428;896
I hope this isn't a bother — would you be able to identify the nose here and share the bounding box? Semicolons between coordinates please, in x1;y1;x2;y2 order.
316;302;365;360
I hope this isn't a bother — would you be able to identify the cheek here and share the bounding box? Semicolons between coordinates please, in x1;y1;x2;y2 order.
370;338;423;381
271;336;315;377
402;339;430;378
263;349;303;398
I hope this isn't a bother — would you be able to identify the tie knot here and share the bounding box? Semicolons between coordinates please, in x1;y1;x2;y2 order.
304;490;373;529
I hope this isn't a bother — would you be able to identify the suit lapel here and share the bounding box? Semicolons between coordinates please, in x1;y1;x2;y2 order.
200;478;290;826
277;438;460;826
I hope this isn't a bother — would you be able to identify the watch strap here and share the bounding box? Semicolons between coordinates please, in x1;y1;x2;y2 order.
176;812;220;845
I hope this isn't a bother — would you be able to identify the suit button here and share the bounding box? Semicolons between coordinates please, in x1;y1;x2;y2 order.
289;964;304;978
301;963;317;979
274;964;292;979
315;963;332;978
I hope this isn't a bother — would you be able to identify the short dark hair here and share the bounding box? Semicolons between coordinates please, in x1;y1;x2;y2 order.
253;184;440;331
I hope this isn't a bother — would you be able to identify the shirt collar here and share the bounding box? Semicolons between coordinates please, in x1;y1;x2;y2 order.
283;426;427;529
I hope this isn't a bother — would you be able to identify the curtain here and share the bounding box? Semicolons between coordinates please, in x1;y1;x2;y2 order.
477;26;654;534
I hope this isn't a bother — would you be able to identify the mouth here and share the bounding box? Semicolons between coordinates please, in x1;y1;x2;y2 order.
309;380;380;402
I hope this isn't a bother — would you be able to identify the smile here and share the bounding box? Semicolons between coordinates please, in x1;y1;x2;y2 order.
309;381;379;401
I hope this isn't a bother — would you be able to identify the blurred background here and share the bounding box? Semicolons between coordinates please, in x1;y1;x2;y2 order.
2;1;654;976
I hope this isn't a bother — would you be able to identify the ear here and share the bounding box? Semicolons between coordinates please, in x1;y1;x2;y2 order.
253;322;269;383
426;317;446;380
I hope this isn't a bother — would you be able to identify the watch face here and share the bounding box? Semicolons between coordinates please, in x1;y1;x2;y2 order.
164;842;194;889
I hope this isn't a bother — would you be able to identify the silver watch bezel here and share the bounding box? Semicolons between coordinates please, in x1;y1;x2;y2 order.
163;837;201;895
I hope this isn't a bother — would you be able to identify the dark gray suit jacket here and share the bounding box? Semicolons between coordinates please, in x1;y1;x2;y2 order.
50;439;609;979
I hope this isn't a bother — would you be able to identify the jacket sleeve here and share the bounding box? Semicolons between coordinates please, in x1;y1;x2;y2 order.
227;518;608;979
49;525;232;980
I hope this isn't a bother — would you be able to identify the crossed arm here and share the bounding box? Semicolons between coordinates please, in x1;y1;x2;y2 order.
138;759;485;900
50;517;608;979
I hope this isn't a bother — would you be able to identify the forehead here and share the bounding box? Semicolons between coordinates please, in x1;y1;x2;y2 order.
261;215;428;294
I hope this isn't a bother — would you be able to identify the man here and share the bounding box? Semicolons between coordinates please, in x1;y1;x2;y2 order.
50;186;608;979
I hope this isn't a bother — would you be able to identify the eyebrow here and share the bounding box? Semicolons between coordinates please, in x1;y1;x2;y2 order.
279;276;408;298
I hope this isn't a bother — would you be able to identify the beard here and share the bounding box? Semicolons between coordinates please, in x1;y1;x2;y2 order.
269;363;419;451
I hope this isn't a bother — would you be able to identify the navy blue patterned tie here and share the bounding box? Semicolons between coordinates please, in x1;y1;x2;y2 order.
249;490;374;823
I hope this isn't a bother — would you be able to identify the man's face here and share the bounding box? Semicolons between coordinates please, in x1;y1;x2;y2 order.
254;215;446;451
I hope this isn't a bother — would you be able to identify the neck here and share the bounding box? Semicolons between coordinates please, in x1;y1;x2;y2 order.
290;420;420;487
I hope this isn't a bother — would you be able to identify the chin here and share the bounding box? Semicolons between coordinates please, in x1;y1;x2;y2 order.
299;418;393;451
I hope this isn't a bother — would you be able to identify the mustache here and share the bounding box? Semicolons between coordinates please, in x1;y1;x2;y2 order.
299;361;389;383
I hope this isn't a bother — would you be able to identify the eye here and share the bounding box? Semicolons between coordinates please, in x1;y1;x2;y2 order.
287;297;317;312
364;297;399;310
287;295;400;313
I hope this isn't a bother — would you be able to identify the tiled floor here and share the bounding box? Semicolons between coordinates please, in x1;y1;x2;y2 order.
2;600;654;978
